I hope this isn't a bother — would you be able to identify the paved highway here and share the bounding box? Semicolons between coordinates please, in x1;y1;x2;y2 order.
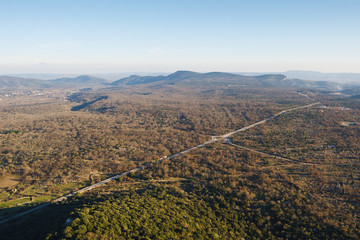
221;102;320;138
0;101;319;224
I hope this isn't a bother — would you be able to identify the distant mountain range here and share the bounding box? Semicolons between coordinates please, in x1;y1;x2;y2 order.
237;70;360;84
111;71;290;87
0;75;108;89
6;70;360;83
48;75;108;87
110;71;349;91
1;71;359;92
0;76;51;89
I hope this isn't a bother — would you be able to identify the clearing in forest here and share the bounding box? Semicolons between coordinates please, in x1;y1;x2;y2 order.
0;175;21;189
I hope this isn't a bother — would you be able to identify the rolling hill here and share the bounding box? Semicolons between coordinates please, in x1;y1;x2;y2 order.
1;71;357;92
110;70;345;90
0;75;108;89
0;76;50;89
48;75;108;87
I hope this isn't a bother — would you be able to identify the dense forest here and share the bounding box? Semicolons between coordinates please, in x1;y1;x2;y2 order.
0;82;359;239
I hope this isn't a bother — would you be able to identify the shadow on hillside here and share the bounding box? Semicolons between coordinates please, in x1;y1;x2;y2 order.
71;96;108;111
0;194;106;240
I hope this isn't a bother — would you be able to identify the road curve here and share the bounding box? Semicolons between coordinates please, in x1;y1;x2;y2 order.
0;102;320;224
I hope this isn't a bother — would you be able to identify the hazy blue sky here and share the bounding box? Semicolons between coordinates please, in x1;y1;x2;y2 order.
0;0;359;74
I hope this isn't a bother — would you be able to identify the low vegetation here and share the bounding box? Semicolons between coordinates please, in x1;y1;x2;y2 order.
0;83;359;239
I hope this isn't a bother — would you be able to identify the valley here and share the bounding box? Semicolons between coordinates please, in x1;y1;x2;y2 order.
0;73;359;239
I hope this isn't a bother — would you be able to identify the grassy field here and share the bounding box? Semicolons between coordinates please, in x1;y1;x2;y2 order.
0;181;86;221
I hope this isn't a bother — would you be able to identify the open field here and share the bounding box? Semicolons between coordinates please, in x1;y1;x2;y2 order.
0;174;21;189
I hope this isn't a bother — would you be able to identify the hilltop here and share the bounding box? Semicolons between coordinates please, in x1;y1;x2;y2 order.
111;70;347;91
1;71;353;91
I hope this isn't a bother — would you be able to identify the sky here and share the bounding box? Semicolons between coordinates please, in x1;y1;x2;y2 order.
0;0;359;74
